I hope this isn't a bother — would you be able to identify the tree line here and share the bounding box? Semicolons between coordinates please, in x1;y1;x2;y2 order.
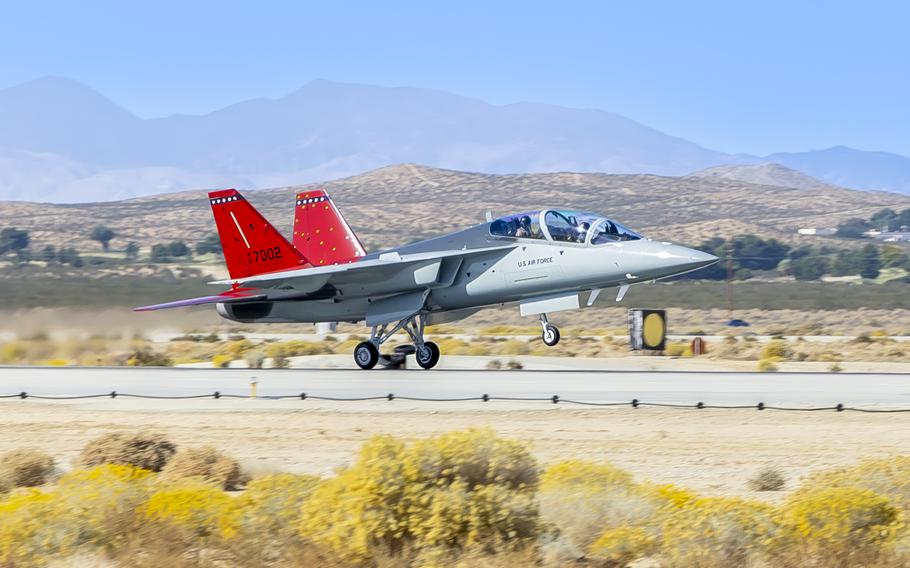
686;234;904;281
836;207;910;238
0;225;223;267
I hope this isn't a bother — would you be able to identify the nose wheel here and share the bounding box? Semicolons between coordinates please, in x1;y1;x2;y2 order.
540;314;560;347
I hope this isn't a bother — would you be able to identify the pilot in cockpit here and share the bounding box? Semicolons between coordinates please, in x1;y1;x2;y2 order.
515;215;533;238
577;222;590;243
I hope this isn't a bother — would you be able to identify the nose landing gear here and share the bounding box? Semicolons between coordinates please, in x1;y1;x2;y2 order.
539;314;560;347
354;313;440;370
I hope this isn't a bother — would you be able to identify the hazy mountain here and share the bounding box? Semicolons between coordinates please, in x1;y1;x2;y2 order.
0;77;746;202
767;146;910;195
689;163;835;191
1;77;909;202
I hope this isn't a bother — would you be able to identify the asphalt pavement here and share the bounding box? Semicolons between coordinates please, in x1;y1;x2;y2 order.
1;366;909;408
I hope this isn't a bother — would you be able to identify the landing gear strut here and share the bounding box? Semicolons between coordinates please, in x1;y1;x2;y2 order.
354;313;440;370
540;314;560;347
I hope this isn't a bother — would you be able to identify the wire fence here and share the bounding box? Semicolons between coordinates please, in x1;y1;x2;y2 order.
1;391;909;412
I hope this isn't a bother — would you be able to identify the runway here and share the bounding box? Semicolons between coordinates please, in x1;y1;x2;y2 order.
1;366;909;407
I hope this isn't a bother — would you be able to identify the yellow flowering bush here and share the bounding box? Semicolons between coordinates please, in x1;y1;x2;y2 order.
144;479;239;539
53;465;153;550
797;456;910;512
0;489;80;567
264;340;332;357
659;496;777;568
761;339;791;360
212;354;233;368
589;525;657;566
298;429;539;560
236;473;320;540
538;460;660;563
776;486;899;564
539;460;633;491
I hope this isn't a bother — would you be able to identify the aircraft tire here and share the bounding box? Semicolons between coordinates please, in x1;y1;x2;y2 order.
542;324;560;346
415;341;440;369
354;341;380;370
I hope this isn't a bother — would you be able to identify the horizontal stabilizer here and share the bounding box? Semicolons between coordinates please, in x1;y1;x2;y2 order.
133;287;265;312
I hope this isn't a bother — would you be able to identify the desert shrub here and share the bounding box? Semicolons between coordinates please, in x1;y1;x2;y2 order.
435;337;490;356
493;339;530;356
748;467;786;492
853;332;873;344
829;362;844;372
54;464;153;548
761;339;790;360
506;360;524;370
244;350;265;369
225;339;255;358
160;446;247;490
0;449;55;488
540;460;633;491
79;432;177;471
237;473;320;536
485;359;503;370
775;486;899;565
589;525;657;567
659;496;778;568
144;479;239;539
0;341;30;363
271;354;290;369
0;489;74;566
757;358;778;372
227;473;322;563
79;432;177;472
265;340;331;358
125;349;172;367
538;460;657;563
212;354;233;368
298;428;539;560
796;456;910;512
664;342;689;357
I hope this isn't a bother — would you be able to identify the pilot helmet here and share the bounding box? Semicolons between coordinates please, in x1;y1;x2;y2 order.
519;215;532;228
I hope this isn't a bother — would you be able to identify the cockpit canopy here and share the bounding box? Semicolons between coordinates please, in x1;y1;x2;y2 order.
489;210;642;244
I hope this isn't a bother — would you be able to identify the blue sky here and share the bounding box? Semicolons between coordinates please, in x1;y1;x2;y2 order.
1;0;907;156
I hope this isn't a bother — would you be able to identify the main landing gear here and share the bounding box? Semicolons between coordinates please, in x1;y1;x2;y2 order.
539;314;560;347
354;313;440;370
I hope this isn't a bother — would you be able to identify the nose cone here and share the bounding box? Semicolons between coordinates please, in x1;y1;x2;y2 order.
676;247;719;274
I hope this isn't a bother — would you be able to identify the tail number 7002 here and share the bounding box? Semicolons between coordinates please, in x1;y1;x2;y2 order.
248;246;282;263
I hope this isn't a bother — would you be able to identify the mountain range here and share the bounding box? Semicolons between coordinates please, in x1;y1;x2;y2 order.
1;76;910;202
3;164;908;256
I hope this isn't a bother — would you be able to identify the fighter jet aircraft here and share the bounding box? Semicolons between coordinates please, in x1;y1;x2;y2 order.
136;189;718;369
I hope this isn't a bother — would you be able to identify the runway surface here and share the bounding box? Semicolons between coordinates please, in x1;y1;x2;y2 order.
1;366;909;407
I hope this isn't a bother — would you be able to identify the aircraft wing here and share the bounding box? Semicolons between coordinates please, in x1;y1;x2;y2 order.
133;287;266;312
134;244;516;311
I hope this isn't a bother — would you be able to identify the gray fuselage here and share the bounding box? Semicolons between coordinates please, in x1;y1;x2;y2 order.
216;219;716;325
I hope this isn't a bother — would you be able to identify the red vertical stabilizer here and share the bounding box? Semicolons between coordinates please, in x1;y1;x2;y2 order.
208;189;308;279
292;189;367;266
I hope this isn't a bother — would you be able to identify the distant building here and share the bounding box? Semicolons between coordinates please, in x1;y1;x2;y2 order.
797;228;836;236
863;230;910;242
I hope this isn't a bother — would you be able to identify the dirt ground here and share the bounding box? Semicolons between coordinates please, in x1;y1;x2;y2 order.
1;402;907;499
